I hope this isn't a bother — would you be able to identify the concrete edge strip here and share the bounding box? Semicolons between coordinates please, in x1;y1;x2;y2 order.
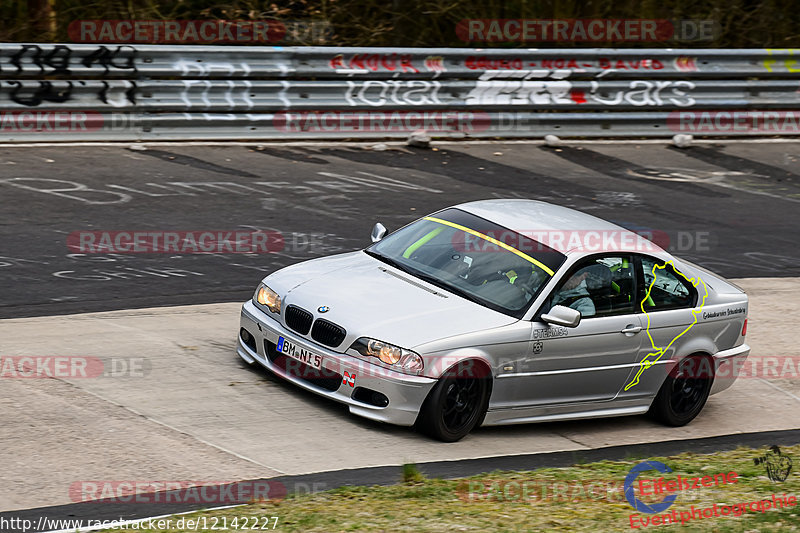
3;428;800;532
0;138;799;149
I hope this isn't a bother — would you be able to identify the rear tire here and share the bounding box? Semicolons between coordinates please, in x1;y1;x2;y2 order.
417;360;490;442
649;355;713;426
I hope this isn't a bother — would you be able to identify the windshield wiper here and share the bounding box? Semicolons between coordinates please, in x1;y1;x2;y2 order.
363;249;415;275
415;272;484;303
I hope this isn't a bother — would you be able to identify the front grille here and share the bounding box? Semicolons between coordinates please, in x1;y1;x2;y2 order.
265;341;342;392
284;305;313;335
311;319;347;348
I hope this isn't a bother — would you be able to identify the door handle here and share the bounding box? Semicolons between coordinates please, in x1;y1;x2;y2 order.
621;325;642;334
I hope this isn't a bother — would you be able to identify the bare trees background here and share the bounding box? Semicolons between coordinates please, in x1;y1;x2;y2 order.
2;0;798;47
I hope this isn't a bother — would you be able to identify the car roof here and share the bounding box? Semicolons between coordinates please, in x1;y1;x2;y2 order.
454;199;665;255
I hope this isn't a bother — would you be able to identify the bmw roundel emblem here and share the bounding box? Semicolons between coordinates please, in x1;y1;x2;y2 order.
318;306;330;313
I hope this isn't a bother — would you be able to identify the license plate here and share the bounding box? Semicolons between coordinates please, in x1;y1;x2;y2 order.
277;336;323;370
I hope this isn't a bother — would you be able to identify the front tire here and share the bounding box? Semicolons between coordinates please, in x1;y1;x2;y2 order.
649;355;713;426
417;361;490;442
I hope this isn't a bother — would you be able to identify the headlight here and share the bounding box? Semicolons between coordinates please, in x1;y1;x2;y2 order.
255;284;281;314
350;337;424;374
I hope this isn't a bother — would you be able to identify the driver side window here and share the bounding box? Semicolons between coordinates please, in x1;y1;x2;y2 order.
551;256;635;318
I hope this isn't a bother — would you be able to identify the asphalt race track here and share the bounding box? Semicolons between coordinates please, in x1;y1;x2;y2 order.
1;140;799;528
0;141;799;318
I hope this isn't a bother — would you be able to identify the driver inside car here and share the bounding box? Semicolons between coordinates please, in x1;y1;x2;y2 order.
552;267;602;317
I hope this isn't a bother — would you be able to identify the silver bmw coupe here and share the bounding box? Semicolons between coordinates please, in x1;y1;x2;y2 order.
237;200;749;441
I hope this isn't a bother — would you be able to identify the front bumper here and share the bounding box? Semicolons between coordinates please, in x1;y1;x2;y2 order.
238;300;436;426
710;343;750;395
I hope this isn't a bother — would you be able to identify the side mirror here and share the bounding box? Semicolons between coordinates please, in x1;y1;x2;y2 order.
371;222;387;243
541;305;581;328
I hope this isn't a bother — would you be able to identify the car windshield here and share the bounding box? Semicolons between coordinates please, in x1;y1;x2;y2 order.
365;208;566;318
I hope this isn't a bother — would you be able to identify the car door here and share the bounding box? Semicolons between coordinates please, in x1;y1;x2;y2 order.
615;255;700;401
516;255;645;406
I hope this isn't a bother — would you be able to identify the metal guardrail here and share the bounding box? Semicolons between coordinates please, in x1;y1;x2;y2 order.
1;44;799;141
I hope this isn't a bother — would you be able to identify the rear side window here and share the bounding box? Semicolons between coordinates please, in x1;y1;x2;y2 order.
639;257;697;311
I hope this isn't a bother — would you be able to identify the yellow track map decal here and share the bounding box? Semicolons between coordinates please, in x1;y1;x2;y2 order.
623;261;708;391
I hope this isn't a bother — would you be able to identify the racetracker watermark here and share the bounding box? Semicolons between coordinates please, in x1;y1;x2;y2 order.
68;20;285;44
0;356;149;378
69;480;287;504
667;355;800;381
668;111;800;133
68;19;331;44
452;229;670;254
456;19;717;43
448;229;714;254
0;111;104;132
67;230;292;254
249;343;494;384
456;479;625;503
280;20;333;44
248;342;799;387
273;111;489;133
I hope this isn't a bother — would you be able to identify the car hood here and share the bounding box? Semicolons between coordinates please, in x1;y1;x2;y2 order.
267;251;517;350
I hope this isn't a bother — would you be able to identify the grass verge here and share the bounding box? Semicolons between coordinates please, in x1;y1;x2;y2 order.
100;443;800;532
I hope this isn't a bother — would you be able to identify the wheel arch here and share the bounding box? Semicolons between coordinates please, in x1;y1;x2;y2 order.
422;349;495;380
670;336;718;369
660;348;715;382
415;356;494;429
